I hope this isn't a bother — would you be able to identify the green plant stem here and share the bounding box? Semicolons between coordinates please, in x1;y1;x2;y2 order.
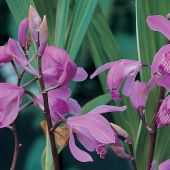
146;87;165;170
38;55;60;170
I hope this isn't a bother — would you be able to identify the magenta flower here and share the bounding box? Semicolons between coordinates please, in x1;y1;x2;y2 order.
35;86;81;121
147;15;170;40
156;95;170;128
8;38;38;75
42;46;88;87
18;18;29;48
90;59;142;101
147;15;170;89
0;45;12;65
0;83;24;128
151;159;170;170
129;81;148;109
66;105;127;162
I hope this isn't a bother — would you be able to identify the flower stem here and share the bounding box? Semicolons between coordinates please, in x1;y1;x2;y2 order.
146;87;165;170
38;55;60;170
128;144;137;170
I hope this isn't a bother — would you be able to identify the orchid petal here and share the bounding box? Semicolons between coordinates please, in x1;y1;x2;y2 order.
59;60;77;86
38;15;48;56
18;18;29;47
73;67;88;81
87;105;127;115
68;98;81;115
147;15;170;40
159;159;170;170
29;6;42;41
69;129;93;162
8;38;38;75
90;62;115;79
0;45;12;65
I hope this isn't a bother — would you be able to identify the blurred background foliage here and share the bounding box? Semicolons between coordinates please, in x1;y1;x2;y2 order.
1;0;170;170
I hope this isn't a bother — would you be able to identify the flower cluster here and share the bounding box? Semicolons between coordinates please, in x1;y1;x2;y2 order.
0;6;133;164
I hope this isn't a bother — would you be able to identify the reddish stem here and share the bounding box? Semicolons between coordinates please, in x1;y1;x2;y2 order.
146;87;165;170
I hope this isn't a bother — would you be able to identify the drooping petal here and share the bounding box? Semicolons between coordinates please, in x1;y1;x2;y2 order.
147;15;170;40
8;38;38;75
90;62;115;79
129;81;148;109
18;18;29;47
87;105;127;115
159;159;170;170
69;129;93;162
96;144;108;159
151;44;170;89
0;45;12;65
38;15;48;56
29;5;42;42
0;83;24;128
111;123;132;144
67;98;81;115
73;67;88;81
59;60;77;86
76;127;99;152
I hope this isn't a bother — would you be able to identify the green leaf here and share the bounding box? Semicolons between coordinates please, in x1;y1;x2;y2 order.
41;133;54;170
5;0;34;24
81;93;112;114
66;0;98;60
55;0;70;48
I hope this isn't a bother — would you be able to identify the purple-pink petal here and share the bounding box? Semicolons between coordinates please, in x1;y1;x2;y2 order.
73;67;88;81
18;18;29;47
29;6;42;42
0;45;12;65
156;95;170;128
8;38;38;75
147;15;170;40
151;44;170;90
67;98;81;115
90;61;115;79
159;159;170;170
38;16;48;56
87;105;127;115
69;129;93;162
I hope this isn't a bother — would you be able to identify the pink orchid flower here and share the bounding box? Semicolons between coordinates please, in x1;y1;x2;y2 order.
42;46;88;87
147;15;170;89
156;95;170;128
0;45;12;65
90;59;142;101
34;86;81;121
18;18;29;48
0;83;24;128
151;159;170;170
66;105;127;162
8;38;38;76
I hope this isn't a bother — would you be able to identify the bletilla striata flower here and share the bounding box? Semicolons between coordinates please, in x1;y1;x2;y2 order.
151;159;170;170
66;105;126;162
0;83;24;128
156;95;170;128
34;86;81;121
147;15;170;90
42;46;88;87
90;59;142;101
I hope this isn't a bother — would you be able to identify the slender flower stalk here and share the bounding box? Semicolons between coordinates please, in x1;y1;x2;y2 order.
128;144;137;170
22;77;39;88
19;100;34;112
146;87;165;170
37;47;60;170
